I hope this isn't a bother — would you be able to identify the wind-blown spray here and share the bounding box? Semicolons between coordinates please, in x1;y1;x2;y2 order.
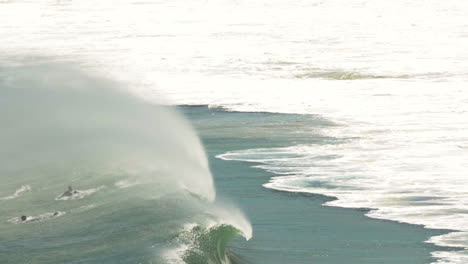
0;61;251;264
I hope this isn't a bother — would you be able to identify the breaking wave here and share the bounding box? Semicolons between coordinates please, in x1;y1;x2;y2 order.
0;60;251;264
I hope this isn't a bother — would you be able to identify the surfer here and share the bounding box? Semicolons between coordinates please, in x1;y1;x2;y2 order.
20;215;27;221
59;186;79;198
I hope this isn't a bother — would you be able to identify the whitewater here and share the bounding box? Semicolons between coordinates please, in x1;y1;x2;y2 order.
0;63;252;263
1;0;467;263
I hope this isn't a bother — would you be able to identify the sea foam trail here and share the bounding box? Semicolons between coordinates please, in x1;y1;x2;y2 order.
157;71;468;264
150;71;468;264
1;1;466;263
216;96;468;264
0;185;31;201
0;61;251;264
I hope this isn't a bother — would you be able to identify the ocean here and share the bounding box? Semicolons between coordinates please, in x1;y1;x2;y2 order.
1;0;467;263
183;105;460;264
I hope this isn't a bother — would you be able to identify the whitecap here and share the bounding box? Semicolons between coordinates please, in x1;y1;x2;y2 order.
55;186;105;201
114;180;139;189
9;211;65;224
0;185;31;201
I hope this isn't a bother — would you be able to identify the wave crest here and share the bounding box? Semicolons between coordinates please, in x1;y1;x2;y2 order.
173;224;248;264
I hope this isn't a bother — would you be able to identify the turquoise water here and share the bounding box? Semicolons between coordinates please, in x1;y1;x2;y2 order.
0;68;251;264
1;0;468;262
0;62;461;264
181;105;458;264
0;81;459;264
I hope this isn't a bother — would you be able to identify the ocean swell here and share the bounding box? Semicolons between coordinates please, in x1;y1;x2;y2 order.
0;60;251;264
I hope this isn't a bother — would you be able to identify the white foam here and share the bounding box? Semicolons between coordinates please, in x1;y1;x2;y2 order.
70;204;97;213
55;186;105;201
222;142;468;260
114;180;140;189
431;250;468;264
9;211;66;224
0;185;31;201
162;244;189;264
1;0;467;262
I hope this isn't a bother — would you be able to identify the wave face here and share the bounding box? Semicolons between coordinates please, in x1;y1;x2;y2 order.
1;0;467;263
0;62;251;264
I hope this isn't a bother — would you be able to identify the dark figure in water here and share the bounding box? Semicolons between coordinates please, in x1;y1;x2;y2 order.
60;186;79;198
21;215;27;221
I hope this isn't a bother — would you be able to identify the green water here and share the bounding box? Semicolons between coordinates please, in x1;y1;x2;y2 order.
181;105;454;264
0;102;456;264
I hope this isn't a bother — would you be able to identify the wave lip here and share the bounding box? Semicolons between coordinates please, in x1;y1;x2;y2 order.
171;223;250;264
163;197;252;264
0;60;251;264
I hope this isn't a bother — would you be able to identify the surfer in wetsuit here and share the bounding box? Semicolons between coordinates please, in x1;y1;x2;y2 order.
59;186;79;198
21;215;27;221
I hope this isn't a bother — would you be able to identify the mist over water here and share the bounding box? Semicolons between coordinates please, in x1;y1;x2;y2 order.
0;62;215;200
1;0;468;263
0;62;251;264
